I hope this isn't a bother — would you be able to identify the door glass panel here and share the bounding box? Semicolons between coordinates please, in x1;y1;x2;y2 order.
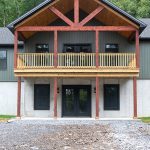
79;89;88;113
65;89;75;113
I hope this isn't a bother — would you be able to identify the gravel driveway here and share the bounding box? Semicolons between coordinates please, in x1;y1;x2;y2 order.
0;120;149;150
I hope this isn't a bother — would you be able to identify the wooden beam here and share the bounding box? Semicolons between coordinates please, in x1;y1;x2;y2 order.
74;0;79;24
17;26;136;32
79;6;104;26
94;0;139;29
136;30;140;68
54;77;58;118
133;77;137;118
17;77;21;117
15;72;139;78
14;31;18;69
49;7;74;26
96;31;99;68
19;32;26;41
96;77;99;119
54;30;58;68
15;0;61;28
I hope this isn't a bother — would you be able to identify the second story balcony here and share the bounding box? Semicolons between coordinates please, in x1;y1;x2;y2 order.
15;52;139;77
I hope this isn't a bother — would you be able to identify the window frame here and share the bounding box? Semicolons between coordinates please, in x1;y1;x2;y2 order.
105;43;119;53
63;43;92;53
104;84;120;111
0;50;7;71
35;44;49;53
34;84;50;110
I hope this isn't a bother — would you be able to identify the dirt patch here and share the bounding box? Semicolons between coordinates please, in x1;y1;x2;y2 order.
33;124;118;150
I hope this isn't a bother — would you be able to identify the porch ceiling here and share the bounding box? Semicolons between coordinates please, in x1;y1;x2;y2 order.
12;0;140;39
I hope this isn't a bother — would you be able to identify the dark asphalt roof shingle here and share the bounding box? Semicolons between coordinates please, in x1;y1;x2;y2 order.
140;19;150;39
0;27;23;45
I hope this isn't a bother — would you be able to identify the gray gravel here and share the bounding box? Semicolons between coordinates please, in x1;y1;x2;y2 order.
0;120;150;150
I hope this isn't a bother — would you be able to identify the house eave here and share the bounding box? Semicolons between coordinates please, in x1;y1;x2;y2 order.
7;0;146;33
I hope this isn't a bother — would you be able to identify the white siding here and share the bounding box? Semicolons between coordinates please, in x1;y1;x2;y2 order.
137;80;150;117
0;82;24;115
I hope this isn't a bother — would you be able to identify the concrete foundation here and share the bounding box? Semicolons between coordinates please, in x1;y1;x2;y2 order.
0;79;149;118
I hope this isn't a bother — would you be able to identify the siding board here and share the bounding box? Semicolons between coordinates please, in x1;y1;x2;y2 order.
0;47;24;81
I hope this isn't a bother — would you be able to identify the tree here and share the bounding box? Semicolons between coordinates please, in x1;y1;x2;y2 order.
0;0;150;27
137;0;150;18
0;0;44;27
110;0;150;18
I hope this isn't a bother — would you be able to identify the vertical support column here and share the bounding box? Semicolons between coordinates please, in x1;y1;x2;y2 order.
74;0;79;24
54;77;58;118
96;30;99;68
17;77;21;117
14;30;18;69
136;30;140;68
133;77;137;118
96;77;99;119
54;30;58;68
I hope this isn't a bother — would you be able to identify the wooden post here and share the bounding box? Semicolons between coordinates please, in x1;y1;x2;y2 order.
54;77;58;118
133;77;137;118
96;77;99;119
54;30;58;68
17;77;21;117
14;30;18;69
96;30;99;68
136;30;140;68
74;0;79;24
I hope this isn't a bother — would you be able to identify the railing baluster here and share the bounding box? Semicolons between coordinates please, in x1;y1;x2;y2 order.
17;53;137;69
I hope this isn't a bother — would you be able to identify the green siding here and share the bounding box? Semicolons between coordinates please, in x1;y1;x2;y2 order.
140;41;150;79
0;47;23;81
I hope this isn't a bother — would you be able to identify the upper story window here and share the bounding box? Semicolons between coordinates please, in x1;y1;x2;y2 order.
36;44;49;53
63;44;92;53
0;50;7;70
105;44;119;53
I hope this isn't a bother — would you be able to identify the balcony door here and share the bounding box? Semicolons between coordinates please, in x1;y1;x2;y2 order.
62;85;91;117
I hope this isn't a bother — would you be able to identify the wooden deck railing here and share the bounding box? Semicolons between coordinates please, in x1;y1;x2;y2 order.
17;53;136;69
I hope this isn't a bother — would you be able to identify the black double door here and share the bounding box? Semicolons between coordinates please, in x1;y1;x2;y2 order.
62;85;91;117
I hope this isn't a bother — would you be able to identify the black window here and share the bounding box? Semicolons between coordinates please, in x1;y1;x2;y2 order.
105;44;119;53
36;44;49;53
104;84;120;110
34;84;50;110
63;44;92;53
0;50;7;70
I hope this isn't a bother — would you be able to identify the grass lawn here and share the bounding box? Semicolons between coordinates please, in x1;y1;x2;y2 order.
139;117;150;123
0;115;16;122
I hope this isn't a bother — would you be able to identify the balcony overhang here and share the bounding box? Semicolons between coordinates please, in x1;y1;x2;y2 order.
14;68;139;78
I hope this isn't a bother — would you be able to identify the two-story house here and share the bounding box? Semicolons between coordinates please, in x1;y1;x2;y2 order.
2;0;150;118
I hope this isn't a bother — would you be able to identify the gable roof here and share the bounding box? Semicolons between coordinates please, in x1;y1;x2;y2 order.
7;0;146;31
140;19;150;40
0;27;23;46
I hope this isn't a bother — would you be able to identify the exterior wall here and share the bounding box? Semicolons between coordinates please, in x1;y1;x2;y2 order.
23;78;134;118
0;46;24;82
100;78;133;118
25;31;135;53
0;82;24;115
0;79;149;118
137;80;150;117
139;41;150;79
